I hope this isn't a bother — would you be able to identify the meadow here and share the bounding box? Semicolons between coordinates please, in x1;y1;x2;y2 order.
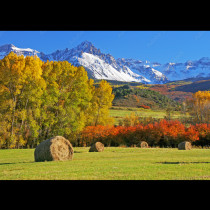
109;106;183;125
1;147;210;180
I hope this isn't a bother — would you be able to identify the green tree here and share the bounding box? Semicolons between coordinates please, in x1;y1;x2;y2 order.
39;61;94;144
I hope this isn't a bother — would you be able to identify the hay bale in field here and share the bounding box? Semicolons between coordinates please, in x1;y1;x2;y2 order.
137;141;149;148
89;142;104;152
178;141;192;150
34;136;74;162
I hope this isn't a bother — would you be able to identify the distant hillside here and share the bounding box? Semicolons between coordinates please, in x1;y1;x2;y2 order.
94;79;143;87
96;78;209;105
112;85;180;110
148;83;193;102
174;80;210;93
167;76;210;84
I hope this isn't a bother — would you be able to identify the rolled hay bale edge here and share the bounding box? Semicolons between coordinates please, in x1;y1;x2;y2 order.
178;141;192;150
137;141;149;148
34;136;74;162
89;142;104;152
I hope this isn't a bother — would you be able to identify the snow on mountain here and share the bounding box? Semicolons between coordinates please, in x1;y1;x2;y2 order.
0;41;210;84
115;58;168;84
153;58;210;81
39;41;163;83
0;44;39;59
76;52;150;82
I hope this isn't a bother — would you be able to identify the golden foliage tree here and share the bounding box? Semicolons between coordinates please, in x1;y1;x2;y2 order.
89;80;114;126
0;53;115;148
187;90;210;123
0;52;46;148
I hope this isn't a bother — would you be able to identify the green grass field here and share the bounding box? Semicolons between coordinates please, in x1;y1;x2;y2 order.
1;147;210;180
109;106;183;124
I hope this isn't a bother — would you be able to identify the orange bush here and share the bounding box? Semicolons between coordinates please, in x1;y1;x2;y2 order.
184;125;200;142
138;105;151;109
79;120;210;147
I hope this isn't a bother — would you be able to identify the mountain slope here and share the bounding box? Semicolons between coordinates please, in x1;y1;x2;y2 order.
153;59;210;81
0;44;39;58
116;58;168;84
174;79;210;92
39;41;157;83
39;41;169;84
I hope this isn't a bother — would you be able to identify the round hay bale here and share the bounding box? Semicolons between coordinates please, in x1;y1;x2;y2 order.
34;136;74;162
178;141;192;150
89;142;104;152
137;141;149;148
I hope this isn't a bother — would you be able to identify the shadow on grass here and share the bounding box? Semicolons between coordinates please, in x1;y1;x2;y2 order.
74;151;85;153
157;161;210;164
0;161;34;165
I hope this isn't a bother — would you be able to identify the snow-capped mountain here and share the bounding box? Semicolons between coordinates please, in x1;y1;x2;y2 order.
0;44;39;58
0;41;210;84
115;58;168;84
39;41;166;84
153;58;210;81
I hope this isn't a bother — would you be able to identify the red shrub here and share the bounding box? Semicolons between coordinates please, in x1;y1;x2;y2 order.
138;105;151;109
80;120;210;147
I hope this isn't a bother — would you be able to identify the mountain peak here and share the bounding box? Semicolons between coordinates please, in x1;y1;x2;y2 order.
0;44;39;58
0;43;15;52
80;40;93;46
5;43;15;47
76;40;94;50
75;40;101;55
198;57;210;63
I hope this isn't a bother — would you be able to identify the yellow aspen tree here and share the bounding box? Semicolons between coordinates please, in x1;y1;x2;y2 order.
0;52;45;148
92;80;115;126
191;91;210;123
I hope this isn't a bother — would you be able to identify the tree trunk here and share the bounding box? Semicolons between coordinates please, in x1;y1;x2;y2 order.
95;107;101;126
11;95;17;138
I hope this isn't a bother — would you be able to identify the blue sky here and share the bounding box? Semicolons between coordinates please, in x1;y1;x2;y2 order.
0;31;210;64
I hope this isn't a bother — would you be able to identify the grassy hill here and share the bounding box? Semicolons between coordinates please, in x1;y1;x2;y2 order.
95;78;209;109
174;79;210;93
94;79;144;87
112;84;180;110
